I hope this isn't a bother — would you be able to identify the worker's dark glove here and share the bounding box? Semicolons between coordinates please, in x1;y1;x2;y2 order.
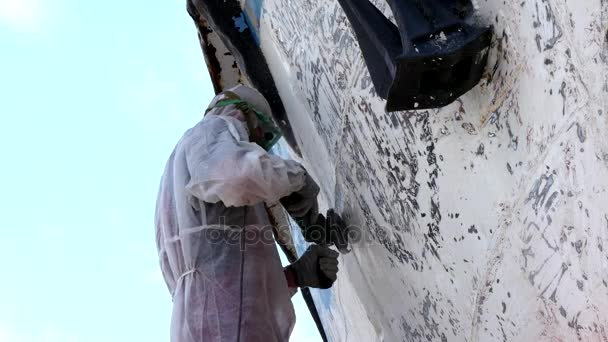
303;209;349;250
280;171;320;219
286;245;339;289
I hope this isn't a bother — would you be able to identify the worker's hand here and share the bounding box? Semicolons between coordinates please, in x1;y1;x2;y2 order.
280;171;320;218
287;245;339;289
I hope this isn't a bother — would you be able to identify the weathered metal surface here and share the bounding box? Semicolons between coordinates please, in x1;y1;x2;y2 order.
187;0;300;154
192;0;608;340
186;0;245;93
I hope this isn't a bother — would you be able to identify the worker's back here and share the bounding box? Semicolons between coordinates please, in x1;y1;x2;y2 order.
155;107;297;342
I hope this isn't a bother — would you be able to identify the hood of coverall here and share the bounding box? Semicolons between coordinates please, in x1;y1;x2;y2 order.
227;84;273;117
207;84;281;151
206;85;272;120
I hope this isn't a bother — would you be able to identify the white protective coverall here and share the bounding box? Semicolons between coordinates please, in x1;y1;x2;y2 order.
155;86;307;342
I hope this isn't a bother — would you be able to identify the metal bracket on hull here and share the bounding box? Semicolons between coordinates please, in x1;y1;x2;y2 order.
336;0;492;111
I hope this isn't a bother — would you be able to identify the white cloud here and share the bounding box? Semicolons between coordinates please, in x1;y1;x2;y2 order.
0;0;44;31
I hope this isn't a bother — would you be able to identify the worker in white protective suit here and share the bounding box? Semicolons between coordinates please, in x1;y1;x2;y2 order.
155;84;340;342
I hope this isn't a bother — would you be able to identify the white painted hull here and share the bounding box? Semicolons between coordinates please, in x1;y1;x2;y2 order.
192;0;608;340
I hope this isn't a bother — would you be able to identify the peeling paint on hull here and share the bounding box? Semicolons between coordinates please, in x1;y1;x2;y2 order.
191;0;608;340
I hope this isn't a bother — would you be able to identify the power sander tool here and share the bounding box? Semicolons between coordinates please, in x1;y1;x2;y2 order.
280;195;350;254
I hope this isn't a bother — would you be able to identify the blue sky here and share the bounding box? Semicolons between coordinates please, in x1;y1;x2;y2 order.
0;0;317;340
